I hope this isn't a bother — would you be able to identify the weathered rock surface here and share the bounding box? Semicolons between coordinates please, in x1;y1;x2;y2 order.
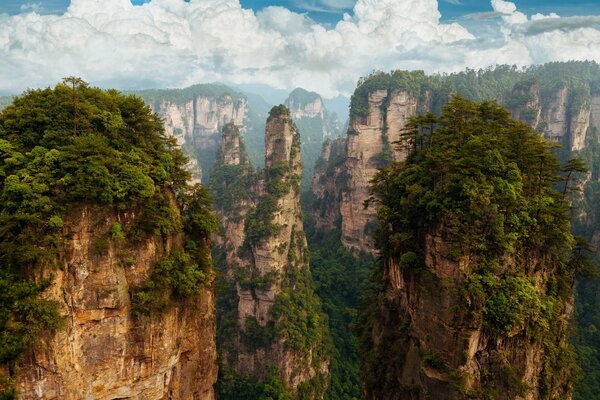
310;137;347;231
285;88;344;188
145;89;247;182
364;232;573;400
541;86;569;142
313;77;600;254
16;207;217;400
312;89;418;253
213;109;329;396
286;89;325;121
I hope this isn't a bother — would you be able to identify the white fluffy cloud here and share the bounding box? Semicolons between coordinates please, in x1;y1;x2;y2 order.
0;0;599;97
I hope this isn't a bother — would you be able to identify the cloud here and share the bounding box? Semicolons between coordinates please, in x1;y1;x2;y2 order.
520;15;600;36
296;0;355;13
491;0;527;24
19;2;43;12
0;0;599;98
257;6;316;34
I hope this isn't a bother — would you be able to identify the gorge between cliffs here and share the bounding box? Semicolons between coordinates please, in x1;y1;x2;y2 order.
2;61;600;400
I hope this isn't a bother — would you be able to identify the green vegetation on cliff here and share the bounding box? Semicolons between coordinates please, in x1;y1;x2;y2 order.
133;82;246;106
361;96;587;399
350;61;600;120
0;79;217;397
306;227;374;400
214;107;330;400
343;62;600;398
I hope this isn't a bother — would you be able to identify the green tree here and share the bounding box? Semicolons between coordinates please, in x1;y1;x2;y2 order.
0;79;215;396
361;95;578;399
563;157;588;197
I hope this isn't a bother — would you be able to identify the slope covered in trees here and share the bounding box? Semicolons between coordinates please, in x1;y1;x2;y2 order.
361;96;588;399
0;79;218;398
308;61;600;399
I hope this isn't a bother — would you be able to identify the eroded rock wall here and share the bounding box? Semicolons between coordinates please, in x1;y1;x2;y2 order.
16;207;217;400
213;109;329;397
364;233;573;400
314;89;418;253
152;95;248;182
310;137;347;231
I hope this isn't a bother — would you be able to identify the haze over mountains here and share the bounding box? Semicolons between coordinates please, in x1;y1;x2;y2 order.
3;60;600;400
3;0;600;398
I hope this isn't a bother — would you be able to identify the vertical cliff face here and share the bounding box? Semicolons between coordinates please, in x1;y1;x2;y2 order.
213;107;329;398
286;88;325;121
310;137;347;231
541;85;569;142
153;95;247;182
508;80;542;129
337;89;418;252
284;88;343;188
210;123;257;277
15;207;217;400
509;82;597;153
361;98;577;400
134;85;249;183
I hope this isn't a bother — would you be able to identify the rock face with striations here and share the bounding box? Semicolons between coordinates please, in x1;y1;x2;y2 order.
311;88;418;253
312;67;600;254
212;107;329;398
285;88;343;188
508;82;599;152
136;84;248;183
286;88;325;121
15;206;217;400
310;137;347;231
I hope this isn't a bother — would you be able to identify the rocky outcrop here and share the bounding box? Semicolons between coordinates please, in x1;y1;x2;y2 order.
312;71;600;254
15;206;217;400
570;104;591;152
310;137;347;231
213;107;329;397
210;123;257;275
340;89;417;253
541;86;569;142
590;95;600;135
529;84;593;152
286;88;325;121
365;233;573;400
285;88;343;188
136;85;248;183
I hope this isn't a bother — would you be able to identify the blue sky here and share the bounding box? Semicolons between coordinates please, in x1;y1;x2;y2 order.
3;0;600;23
1;0;600;96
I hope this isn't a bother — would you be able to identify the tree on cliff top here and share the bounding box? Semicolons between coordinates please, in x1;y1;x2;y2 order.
362;95;588;399
0;79;217;398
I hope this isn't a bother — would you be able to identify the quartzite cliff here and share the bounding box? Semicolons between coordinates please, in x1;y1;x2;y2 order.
311;67;600;254
212;108;329;398
16;207;217;400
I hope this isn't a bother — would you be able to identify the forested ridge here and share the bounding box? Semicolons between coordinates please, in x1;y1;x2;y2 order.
2;62;600;399
0;79;217;398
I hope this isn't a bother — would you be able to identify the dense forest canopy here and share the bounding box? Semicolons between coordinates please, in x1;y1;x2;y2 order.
0;79;217;398
361;95;593;398
350;61;600;118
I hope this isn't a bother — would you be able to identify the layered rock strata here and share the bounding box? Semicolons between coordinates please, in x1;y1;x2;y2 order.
16;207;217;400
213;109;329;397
